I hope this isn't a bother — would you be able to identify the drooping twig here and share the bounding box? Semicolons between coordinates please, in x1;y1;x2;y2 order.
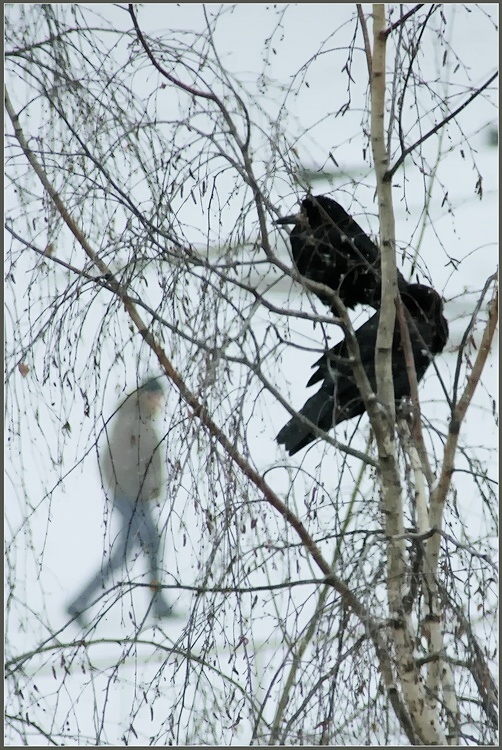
7;87;413;734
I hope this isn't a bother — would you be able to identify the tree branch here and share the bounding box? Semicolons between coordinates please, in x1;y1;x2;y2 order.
369;6;446;743
428;283;498;537
395;297;434;488
356;4;372;78
386;72;498;182
384;4;427;37
5;85;403;724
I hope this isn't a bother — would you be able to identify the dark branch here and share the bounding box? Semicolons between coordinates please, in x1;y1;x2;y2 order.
385;72;498;182
384;4;427;37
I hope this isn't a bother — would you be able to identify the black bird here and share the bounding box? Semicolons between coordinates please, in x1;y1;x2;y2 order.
276;194;409;311
276;284;448;455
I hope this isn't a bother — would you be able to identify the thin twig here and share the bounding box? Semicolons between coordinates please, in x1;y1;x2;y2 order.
432;284;498;519
5;83;394;691
386;72;498;181
451;272;498;411
384;4;427;37
395;297;434;487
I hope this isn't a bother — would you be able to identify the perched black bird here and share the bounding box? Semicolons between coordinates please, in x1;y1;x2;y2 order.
276;284;448;455
276;194;409;311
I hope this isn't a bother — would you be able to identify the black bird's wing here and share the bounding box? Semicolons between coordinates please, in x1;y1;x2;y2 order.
276;313;379;455
277;194;409;311
276;284;448;455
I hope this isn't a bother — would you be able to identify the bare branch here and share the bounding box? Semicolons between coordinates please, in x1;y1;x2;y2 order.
384;4;427;37
386;71;498;182
451;272;498;411
356;4;372;78
432;284;498;519
6;84;405;728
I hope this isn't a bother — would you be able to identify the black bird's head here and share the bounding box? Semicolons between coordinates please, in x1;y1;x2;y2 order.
301;195;341;227
275;196;345;306
275;198;314;261
274;205;307;229
275;195;340;230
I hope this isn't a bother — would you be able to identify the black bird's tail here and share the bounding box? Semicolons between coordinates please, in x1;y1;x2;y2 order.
276;386;334;456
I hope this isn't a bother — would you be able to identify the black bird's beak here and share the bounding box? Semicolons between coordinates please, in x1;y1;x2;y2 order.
274;211;302;226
